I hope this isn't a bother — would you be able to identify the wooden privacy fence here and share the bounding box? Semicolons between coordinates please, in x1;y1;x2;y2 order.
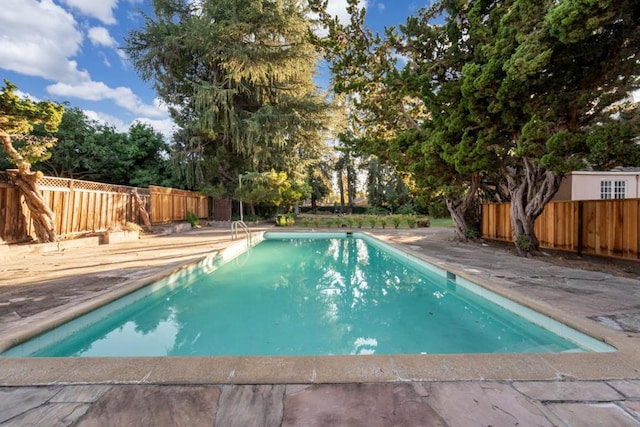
0;173;210;243
148;185;209;224
482;199;640;260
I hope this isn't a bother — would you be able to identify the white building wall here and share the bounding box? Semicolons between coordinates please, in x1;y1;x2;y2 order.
569;172;640;200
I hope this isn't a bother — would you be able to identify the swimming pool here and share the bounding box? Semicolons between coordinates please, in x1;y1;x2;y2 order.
1;232;614;357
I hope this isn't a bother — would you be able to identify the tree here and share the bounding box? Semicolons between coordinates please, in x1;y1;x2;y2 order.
236;170;310;215
34;107;93;179
126;0;333;193
0;80;64;242
459;0;640;255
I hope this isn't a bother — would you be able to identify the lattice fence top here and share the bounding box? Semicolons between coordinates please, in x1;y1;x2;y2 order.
1;171;149;195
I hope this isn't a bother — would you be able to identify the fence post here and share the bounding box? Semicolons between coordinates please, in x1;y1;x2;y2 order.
577;201;584;256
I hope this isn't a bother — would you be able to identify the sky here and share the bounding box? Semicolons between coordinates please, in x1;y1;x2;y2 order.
0;0;428;142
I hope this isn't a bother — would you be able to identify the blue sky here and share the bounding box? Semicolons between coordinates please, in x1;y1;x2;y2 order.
0;0;428;141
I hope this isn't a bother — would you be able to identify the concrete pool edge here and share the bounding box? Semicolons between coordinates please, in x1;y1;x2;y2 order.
1;229;639;385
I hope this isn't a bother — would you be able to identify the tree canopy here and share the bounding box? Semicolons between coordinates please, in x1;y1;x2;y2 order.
126;0;335;197
0;80;65;242
312;0;640;254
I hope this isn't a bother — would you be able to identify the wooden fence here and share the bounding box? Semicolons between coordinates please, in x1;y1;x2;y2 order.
0;173;210;243
482;199;640;260
148;185;209;224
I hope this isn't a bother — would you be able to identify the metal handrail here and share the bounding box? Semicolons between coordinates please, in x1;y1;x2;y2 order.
231;220;250;241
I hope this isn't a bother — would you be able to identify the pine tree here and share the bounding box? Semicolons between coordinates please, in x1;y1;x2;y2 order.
126;0;333;192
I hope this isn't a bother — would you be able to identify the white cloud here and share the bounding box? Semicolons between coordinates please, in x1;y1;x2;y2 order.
132;118;177;142
59;0;119;25
84;109;127;131
312;0;368;37
88;27;118;48
326;0;368;25
85;110;177;142
14;90;40;102
47;81;169;118
0;0;88;83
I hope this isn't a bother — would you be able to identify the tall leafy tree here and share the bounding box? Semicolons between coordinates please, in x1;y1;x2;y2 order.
459;0;640;254
0;80;64;242
126;0;333;193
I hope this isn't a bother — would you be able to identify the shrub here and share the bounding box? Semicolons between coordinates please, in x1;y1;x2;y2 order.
367;216;378;228
392;216;403;229
396;203;416;215
379;217;388;229
465;227;480;239
406;216;418;228
417;217;430;227
346;217;355;228
186;212;200;228
276;214;295;227
355;216;364;228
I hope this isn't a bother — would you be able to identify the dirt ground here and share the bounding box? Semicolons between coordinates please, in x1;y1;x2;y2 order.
480;239;640;280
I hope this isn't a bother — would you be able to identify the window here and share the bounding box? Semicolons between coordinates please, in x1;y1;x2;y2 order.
601;180;626;199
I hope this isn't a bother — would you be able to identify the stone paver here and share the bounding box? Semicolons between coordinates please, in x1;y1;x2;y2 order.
215;385;285;427
74;385;220;427
49;385;112;403
546;402;640;427
282;383;446;427
2;403;90;427
513;380;623;401
424;382;554;426
610;380;640;398
623;401;640;419
0;387;60;423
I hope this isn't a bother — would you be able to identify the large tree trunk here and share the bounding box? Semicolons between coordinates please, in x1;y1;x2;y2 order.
6;169;57;243
346;165;355;214
132;190;152;230
311;194;318;214
1;130;57;243
505;158;561;256
445;174;480;241
337;170;345;213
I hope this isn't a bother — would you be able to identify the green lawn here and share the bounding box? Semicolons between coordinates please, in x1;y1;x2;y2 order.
429;217;454;227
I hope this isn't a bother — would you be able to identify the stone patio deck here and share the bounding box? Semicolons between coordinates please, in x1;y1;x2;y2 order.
1;225;639;426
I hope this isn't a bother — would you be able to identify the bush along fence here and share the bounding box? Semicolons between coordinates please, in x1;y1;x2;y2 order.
482;199;640;261
0;172;210;244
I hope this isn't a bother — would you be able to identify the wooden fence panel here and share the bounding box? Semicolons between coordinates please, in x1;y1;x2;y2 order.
212;198;232;221
148;185;210;224
482;199;640;261
0;174;151;243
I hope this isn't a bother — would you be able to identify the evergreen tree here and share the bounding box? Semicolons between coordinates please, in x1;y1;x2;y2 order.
126;0;333;194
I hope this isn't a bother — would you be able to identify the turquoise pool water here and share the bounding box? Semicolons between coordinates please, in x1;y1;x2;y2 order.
3;233;613;356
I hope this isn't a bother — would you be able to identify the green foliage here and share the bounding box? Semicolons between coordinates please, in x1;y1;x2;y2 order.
0;80;64;171
186;212;200;228
395;203;415;215
314;0;640;253
406;216;418;228
367;215;378;228
237;170;310;214
275;214;295;227
126;0;334;193
392;216;402;229
465;228;480;240
378;216;388;229
515;234;532;252
417;218;431;228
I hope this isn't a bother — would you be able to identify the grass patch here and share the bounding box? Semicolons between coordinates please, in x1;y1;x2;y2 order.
429;217;454;227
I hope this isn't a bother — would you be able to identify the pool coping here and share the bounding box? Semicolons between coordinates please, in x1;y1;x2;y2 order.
1;230;639;386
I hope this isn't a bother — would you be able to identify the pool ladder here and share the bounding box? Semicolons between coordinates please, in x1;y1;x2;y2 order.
231;220;251;241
